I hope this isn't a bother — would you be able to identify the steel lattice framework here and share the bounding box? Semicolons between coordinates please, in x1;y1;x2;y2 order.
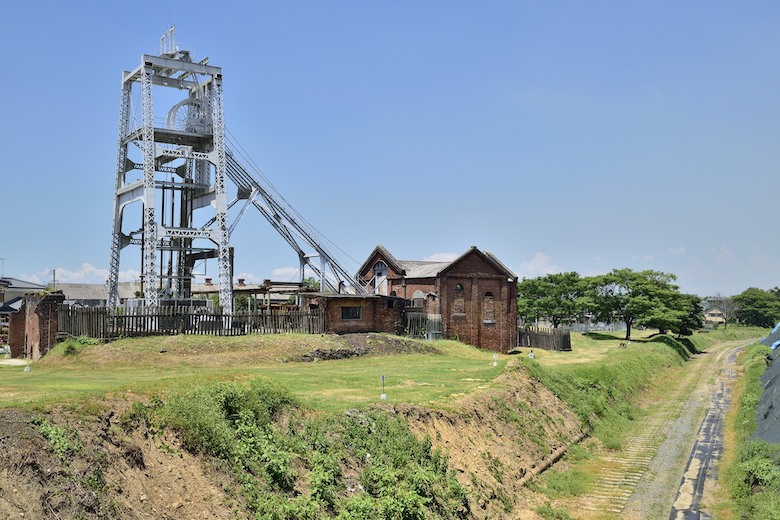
107;28;367;312
107;28;232;311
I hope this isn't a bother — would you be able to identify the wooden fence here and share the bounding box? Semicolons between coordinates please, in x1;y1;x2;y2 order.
517;326;572;351
58;305;325;340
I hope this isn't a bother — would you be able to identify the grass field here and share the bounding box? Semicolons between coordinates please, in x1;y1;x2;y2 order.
0;335;510;411
1;327;765;413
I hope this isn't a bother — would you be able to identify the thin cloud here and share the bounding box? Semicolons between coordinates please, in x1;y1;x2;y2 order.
22;263;136;285
233;272;262;284
667;246;687;255
423;252;459;262
271;267;301;280
710;245;732;257
518;252;561;278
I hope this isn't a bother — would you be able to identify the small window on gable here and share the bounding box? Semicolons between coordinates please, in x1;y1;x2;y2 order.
454;283;464;293
341;306;362;320
483;292;495;323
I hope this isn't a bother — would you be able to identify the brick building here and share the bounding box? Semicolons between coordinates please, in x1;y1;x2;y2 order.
304;293;406;335
357;246;518;352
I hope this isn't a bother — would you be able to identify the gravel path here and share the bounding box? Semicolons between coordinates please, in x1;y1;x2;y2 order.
571;340;751;519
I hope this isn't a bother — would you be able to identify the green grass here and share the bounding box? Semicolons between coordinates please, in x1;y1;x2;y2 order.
0;336;507;411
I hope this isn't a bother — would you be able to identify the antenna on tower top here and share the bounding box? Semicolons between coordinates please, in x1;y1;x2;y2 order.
160;26;178;56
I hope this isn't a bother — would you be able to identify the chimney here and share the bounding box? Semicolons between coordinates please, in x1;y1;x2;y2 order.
237;278;245;286
205;278;213;286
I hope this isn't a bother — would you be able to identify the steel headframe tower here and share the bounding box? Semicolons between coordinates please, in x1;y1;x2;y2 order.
107;27;232;312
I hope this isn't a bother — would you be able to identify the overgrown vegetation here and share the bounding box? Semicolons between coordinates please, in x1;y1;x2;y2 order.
721;344;780;519
127;378;468;519
519;336;683;446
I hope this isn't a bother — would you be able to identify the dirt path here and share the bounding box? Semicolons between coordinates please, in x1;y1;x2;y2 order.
667;345;742;519
568;339;752;519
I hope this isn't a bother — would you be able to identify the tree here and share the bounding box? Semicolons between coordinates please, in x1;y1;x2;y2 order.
733;288;780;328
670;293;704;336
303;276;320;292
517;272;584;328
709;293;739;330
586;268;684;341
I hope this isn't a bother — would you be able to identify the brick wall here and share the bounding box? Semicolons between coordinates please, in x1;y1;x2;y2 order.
439;251;517;353
321;296;404;335
8;302;26;358
8;293;65;360
34;293;65;359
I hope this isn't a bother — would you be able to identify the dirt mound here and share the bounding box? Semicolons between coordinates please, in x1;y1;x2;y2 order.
297;333;441;361
41;333;437;369
0;403;236;519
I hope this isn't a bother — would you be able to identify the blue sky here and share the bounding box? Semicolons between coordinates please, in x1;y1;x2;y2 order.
1;1;778;297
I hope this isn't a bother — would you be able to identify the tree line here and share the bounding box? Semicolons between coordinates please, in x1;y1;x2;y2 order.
518;268;780;340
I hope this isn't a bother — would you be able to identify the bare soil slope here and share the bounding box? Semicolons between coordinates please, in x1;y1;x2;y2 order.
387;362;584;518
0;405;236;519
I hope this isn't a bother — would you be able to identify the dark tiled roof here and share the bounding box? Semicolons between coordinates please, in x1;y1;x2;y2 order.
0;277;46;290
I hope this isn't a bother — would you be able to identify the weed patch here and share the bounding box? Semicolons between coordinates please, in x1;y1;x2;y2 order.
150;377;469;518
32;416;81;464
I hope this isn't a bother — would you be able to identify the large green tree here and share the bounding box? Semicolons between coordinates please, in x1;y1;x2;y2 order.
670;293;705;336
517;272;584;328
733;288;780;328
586;268;687;340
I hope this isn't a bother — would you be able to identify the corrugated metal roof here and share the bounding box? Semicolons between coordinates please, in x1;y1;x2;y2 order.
57;282;142;301
397;260;452;279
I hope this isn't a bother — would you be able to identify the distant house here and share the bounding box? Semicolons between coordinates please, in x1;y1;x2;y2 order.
704;306;726;326
0;278;9;303
54;282;142;307
0;277;46;304
354;245;518;352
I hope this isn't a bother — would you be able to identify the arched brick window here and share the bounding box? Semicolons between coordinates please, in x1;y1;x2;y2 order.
412;290;425;309
453;284;465;315
483;292;495;323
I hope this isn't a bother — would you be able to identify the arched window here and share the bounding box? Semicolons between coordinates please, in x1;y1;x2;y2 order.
453;283;465;315
483;292;495;323
412;290;425;308
373;261;388;295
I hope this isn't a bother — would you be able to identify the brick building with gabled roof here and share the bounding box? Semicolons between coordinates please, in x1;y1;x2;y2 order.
357;245;518;352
